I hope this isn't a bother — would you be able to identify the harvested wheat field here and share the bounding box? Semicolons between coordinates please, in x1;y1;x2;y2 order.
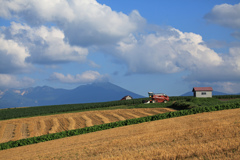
0;108;175;143
0;108;239;160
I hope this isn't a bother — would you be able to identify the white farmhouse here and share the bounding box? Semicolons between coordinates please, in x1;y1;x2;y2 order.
192;87;213;98
121;95;133;100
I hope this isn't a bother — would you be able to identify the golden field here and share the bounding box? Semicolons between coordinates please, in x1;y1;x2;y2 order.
0;108;175;143
0;108;239;160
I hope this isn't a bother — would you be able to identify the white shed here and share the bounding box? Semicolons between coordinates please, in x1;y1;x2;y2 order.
121;95;133;100
192;87;213;98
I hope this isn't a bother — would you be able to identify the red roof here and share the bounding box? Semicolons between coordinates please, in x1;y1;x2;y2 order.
192;87;213;92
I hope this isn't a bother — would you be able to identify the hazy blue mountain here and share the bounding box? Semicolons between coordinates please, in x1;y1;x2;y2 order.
181;91;230;96
0;82;143;109
57;82;140;104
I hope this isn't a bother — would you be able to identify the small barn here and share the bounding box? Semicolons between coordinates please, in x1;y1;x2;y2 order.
121;95;133;100
192;87;213;98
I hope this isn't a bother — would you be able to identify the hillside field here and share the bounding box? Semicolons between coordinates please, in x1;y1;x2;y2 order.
0;108;239;160
0;96;240;159
0;108;175;143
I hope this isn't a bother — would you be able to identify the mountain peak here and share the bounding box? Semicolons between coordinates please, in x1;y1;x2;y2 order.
0;82;143;109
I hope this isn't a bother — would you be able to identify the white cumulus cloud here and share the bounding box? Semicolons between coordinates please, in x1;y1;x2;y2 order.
111;27;223;74
0;33;31;73
101;26;240;92
0;0;146;46
0;74;34;89
2;22;88;64
1;0;239;93
204;3;240;29
49;71;109;84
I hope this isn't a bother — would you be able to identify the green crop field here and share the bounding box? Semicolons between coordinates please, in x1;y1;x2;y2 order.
1;95;240;121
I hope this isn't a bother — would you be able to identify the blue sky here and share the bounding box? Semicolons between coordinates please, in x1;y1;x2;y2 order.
0;0;240;96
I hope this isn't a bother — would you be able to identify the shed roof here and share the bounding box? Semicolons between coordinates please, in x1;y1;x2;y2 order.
121;95;133;100
192;87;213;92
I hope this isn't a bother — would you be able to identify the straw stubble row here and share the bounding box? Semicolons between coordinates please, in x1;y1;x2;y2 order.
0;108;173;143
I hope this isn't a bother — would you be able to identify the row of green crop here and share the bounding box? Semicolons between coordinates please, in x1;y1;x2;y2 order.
214;94;240;99
0;98;149;121
1;102;239;151
171;96;240;109
1;94;239;121
170;95;240;101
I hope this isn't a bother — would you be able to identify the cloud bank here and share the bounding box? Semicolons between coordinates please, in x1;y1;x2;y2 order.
0;0;239;93
204;3;240;29
49;71;109;84
113;28;223;74
0;33;31;74
0;74;34;89
2;22;88;64
0;0;145;46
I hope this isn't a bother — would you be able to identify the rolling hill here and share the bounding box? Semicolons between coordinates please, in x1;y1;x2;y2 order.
1;108;239;159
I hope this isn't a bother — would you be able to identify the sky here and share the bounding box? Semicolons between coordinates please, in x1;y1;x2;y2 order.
0;0;240;96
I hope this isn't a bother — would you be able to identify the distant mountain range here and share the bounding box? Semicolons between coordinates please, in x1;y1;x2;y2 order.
1;82;239;109
180;91;239;96
0;82;144;109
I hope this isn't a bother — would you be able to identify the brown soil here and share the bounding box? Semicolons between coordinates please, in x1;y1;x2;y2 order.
0;108;239;160
0;108;175;143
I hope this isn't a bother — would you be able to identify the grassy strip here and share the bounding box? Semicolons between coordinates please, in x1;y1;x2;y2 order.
1;95;239;121
0;102;239;151
214;94;240;99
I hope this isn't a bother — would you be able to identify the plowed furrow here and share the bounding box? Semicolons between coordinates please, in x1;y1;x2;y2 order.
151;110;166;114
21;123;30;139
116;112;135;120
12;123;22;141
95;114;111;124
137;110;156;116
111;113;126;121
0;107;176;143
27;122;34;138
73;117;86;129
35;120;46;136
0;124;5;142
82;115;93;127
35;121;41;136
68;117;76;130
58;118;70;132
125;112;140;119
87;114;103;126
49;118;59;134
1;124;16;143
102;113;120;122
158;108;175;112
150;109;164;114
44;119;53;135
130;111;149;117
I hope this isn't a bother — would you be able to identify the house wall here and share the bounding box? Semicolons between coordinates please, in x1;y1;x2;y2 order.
125;96;132;100
194;91;212;98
